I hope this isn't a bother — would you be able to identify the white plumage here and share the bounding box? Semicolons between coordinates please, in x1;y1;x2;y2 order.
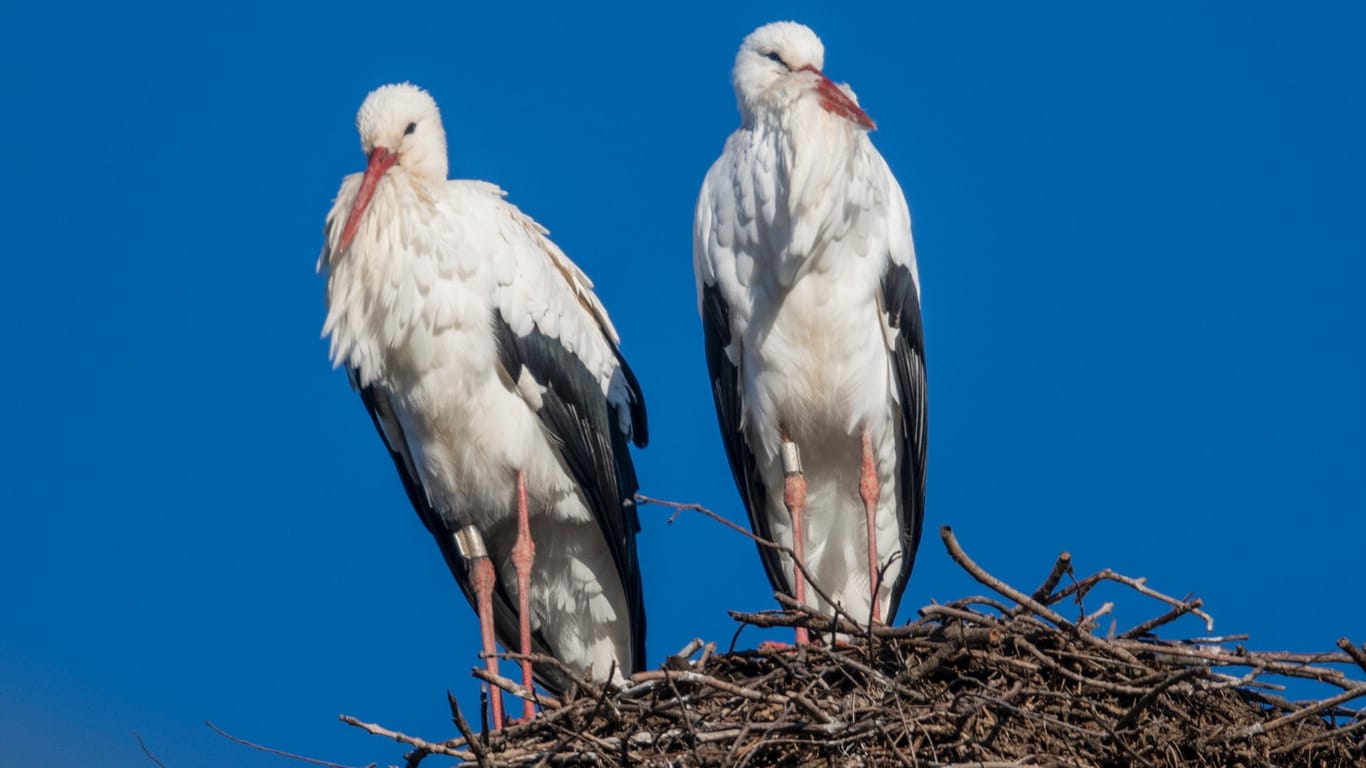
319;84;647;723
694;22;927;630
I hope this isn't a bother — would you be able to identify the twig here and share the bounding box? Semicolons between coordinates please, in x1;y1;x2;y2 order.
699;641;717;667
1114;639;1360;690
661;665;704;765
337;716;473;761
874;720;917;768
1338;637;1366;676
1232;683;1366;740
869;551;903;645
206;721;363;768
772;593;865;639
1009;635;1150;695
940;526;1142;667
470;666;563;710
531;682;616;767
940;526;1076;630
1115;667;1203;730
1119;598;1203;639
1082;601;1114;630
1052;569;1215;632
808;642;930;703
1270;714;1366;755
1029;551;1073;606
637;494;859;630
945;595;1015;616
448;691;492;768
675;637;704;659
133;732;168;768
493;650;600;699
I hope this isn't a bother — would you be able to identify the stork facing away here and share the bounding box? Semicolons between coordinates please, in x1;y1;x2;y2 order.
693;22;927;641
319;83;648;727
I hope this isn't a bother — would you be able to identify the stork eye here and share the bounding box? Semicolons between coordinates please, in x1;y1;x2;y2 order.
764;51;788;69
404;122;417;136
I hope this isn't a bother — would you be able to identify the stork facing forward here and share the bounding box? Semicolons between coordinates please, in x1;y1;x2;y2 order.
693;22;927;639
320;84;648;727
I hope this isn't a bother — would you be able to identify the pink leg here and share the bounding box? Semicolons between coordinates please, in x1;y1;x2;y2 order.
781;440;809;646
511;470;536;722
857;426;879;617
470;556;504;730
860;428;882;624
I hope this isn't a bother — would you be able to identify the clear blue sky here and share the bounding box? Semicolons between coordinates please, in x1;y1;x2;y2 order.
2;2;1363;766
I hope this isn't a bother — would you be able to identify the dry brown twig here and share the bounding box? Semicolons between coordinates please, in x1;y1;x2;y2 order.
133;731;168;768
205;721;368;768
338;715;472;762
1338;637;1366;675
636;494;865;634
448;691;491;768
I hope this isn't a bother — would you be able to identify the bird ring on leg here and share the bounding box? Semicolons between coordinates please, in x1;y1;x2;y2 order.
781;441;803;476
454;526;490;560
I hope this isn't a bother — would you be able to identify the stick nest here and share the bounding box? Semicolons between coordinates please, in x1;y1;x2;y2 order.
344;525;1366;767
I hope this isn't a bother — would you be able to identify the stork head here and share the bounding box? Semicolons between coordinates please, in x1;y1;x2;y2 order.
731;21;875;131
338;83;448;251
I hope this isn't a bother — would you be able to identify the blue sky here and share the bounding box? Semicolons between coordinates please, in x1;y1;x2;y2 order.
2;2;1363;766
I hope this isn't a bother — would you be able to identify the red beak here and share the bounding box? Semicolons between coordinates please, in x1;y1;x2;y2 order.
338;146;399;252
800;65;876;131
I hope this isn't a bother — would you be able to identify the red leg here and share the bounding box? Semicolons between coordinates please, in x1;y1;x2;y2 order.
860;428;882;624
511;470;536;722
781;440;809;646
470;556;504;730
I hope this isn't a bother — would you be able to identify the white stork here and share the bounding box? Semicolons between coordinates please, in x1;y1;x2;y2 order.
319;83;648;727
693;22;927;640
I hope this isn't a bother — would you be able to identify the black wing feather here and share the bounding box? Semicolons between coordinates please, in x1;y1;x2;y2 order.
353;377;573;692
492;313;648;677
700;283;789;598
881;262;928;622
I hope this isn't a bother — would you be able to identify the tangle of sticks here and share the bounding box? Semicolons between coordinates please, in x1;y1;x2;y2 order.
334;504;1366;767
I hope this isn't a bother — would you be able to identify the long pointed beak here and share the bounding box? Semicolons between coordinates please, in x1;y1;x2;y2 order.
800;65;876;131
338;146;398;252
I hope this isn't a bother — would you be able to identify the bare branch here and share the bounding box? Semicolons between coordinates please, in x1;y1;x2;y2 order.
132;732;168;768
447;691;491;768
1028;551;1073;606
337;715;473;762
206;721;364;768
638;494;863;630
1338;637;1366;676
